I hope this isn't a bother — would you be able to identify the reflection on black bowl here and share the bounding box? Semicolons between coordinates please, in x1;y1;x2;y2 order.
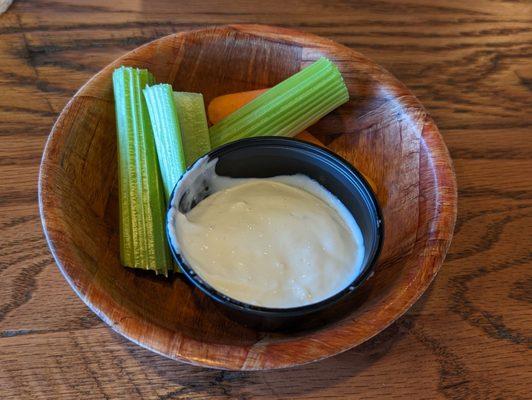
167;137;383;331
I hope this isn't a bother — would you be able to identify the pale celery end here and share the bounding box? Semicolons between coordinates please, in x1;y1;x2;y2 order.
173;92;211;166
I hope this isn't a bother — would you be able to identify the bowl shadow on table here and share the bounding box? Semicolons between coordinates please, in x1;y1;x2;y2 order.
129;289;432;398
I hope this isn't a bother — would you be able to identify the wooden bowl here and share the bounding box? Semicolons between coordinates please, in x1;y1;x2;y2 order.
39;24;457;370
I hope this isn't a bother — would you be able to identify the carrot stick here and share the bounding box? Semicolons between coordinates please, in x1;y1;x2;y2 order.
208;89;267;125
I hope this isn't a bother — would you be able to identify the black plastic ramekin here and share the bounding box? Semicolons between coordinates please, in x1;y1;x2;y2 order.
167;137;383;331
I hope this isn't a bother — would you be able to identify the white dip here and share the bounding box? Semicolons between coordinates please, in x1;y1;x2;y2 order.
169;159;365;308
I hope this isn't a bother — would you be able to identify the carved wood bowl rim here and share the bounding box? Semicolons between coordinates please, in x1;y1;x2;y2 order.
38;24;457;370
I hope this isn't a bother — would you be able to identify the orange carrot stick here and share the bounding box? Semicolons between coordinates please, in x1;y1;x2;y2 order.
208;89;267;125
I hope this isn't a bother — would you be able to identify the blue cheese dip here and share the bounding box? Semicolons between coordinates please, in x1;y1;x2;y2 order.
168;158;365;308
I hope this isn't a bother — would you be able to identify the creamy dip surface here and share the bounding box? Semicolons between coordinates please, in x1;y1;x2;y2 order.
169;159;365;308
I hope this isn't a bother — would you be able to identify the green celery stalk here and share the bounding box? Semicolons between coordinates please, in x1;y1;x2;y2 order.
173;92;211;166
143;84;187;200
144;88;210;274
209;57;349;147
112;66;172;275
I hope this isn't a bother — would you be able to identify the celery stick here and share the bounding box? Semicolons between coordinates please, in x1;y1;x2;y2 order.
143;84;187;200
209;57;349;147
113;66;172;275
144;89;210;275
173;92;211;166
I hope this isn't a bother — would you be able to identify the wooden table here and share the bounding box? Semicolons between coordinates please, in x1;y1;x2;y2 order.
1;0;530;398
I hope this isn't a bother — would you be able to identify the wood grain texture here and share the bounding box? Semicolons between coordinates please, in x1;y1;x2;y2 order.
1;0;531;398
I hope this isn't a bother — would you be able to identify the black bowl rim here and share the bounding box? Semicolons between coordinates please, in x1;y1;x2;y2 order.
166;136;384;316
